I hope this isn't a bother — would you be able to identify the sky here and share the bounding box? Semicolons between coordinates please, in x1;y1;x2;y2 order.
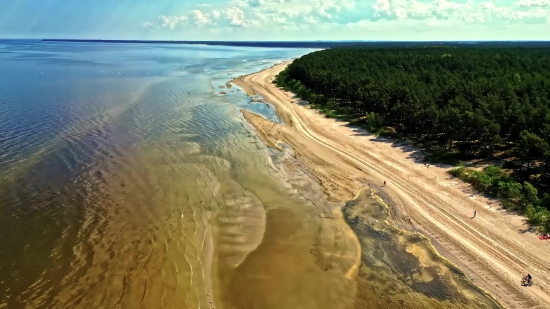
0;0;549;41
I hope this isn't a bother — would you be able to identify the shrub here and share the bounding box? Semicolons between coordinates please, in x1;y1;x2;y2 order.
450;165;466;177
451;166;547;228
366;112;384;131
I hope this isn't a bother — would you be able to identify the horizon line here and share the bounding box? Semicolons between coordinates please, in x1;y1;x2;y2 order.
0;38;548;43
37;39;550;42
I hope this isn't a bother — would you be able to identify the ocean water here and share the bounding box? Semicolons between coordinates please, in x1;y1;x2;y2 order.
0;40;500;309
0;40;319;308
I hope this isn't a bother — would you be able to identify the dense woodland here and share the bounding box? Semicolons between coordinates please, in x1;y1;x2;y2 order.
275;46;550;232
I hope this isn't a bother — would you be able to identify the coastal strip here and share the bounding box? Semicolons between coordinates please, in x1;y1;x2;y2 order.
233;61;550;309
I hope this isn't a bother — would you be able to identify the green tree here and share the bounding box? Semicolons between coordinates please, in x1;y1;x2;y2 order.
276;45;550;230
517;130;549;177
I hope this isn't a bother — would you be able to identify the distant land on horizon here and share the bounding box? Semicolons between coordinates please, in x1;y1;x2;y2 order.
40;39;550;49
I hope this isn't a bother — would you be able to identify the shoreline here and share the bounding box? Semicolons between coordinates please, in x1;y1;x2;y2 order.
232;61;550;309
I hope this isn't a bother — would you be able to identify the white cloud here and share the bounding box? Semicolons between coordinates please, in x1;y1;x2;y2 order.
142;21;156;31
515;0;550;7
158;15;189;29
232;0;291;7
225;7;247;26
142;0;550;38
370;0;549;24
189;10;211;27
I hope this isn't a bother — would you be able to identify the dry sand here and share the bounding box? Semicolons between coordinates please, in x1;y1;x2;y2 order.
233;62;550;309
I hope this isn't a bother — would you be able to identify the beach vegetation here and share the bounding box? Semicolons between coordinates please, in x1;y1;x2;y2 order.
451;165;550;232
276;46;550;233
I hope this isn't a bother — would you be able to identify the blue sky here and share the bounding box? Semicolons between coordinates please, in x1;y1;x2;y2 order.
1;0;549;40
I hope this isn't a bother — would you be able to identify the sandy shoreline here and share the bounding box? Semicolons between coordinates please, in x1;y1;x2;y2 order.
233;61;550;309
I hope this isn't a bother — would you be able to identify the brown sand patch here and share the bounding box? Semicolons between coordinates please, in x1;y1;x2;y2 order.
241;109;363;201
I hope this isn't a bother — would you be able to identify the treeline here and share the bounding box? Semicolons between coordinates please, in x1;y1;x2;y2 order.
275;46;550;232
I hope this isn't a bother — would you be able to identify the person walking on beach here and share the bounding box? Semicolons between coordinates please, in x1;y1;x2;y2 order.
383;180;386;187
473;210;477;218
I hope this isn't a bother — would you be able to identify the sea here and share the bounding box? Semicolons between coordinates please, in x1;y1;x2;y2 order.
0;40;501;309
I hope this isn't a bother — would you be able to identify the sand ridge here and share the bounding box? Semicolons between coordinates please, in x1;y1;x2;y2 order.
233;62;550;309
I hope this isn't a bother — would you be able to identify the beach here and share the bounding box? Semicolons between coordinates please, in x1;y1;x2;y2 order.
233;61;550;309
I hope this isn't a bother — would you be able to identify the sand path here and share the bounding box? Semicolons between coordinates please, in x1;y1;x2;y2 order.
233;61;550;309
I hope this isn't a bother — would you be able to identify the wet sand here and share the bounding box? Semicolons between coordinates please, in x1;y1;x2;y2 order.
233;61;550;309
